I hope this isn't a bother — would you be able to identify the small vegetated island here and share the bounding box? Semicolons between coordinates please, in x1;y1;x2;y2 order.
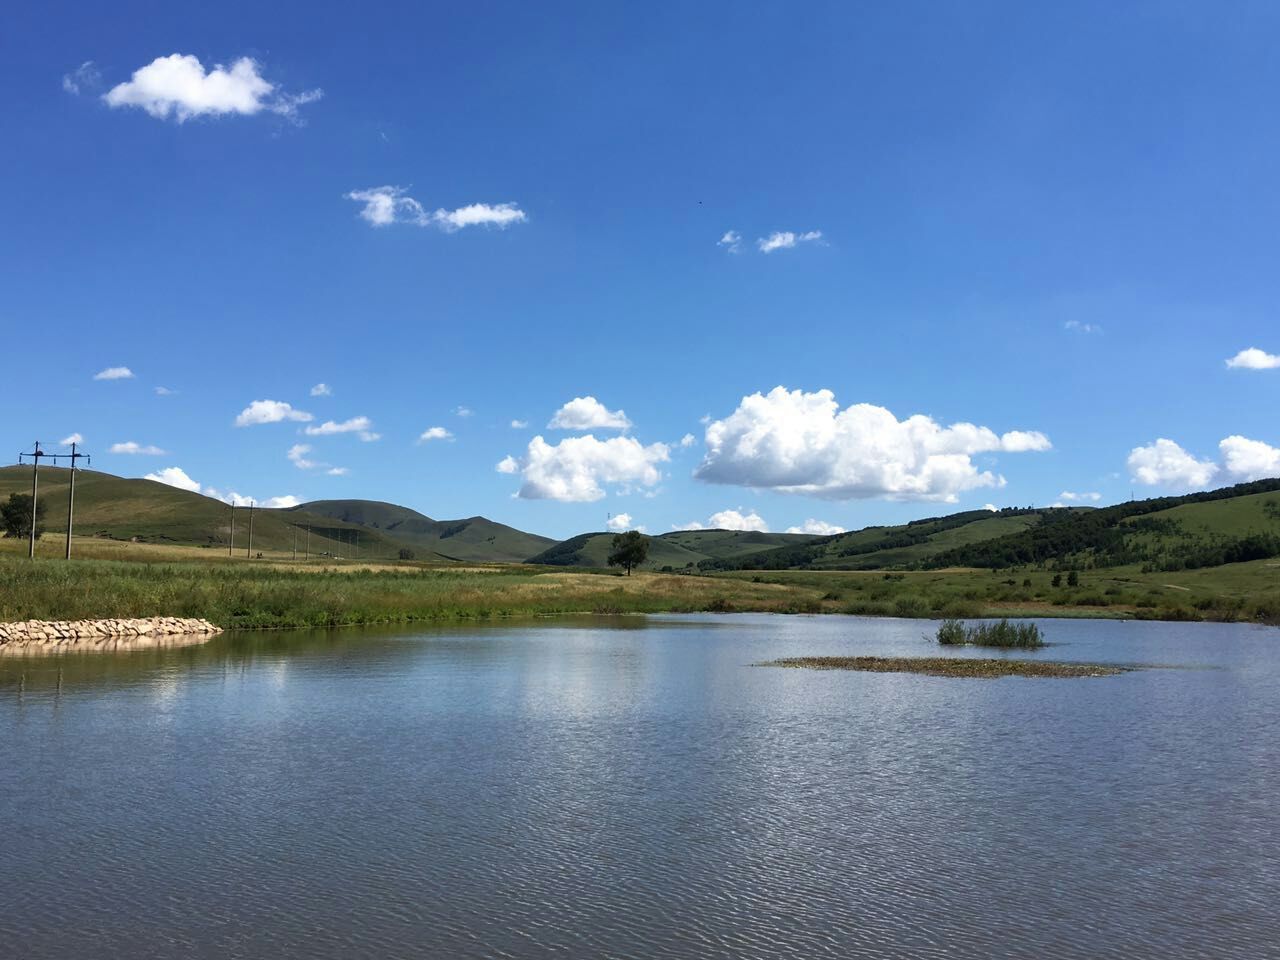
762;619;1131;678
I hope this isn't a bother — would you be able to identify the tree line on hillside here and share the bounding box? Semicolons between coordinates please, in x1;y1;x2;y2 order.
923;479;1280;571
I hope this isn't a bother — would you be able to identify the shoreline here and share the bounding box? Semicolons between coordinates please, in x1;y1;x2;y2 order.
0;617;222;656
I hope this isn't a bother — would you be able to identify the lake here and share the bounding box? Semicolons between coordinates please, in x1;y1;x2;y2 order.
1;614;1277;959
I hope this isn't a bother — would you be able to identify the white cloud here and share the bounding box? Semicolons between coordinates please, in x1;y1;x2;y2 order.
1058;491;1102;502
1225;347;1280;370
548;396;631;431
499;434;670;502
102;54;321;123
717;230;742;254
696;387;1050;502
62;61;101;95
434;203;527;232
418;426;454;443
345;187;526;231
144;466;201;493
235;399;313;427
93;366;134;381
287;444;319;470
260;495;301;509
1064;320;1101;334
671;521;705;531
757;230;822;253
304;416;379;441
454;406;474;418
1219;435;1280;481
310;382;332;396
60;433;84;446
708;508;770;532
679;433;697;448
326;467;349;476
510;419;529;429
982;503;999;512
785;518;846;536
110;441;165;455
606;513;642;533
154;386;175;396
1127;439;1219;488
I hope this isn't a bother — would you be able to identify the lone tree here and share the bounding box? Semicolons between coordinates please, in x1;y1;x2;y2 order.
1;493;46;540
607;530;649;575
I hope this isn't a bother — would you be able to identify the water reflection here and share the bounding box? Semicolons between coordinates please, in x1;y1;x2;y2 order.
1;614;1277;959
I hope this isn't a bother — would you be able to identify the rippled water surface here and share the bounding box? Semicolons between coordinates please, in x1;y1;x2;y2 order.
2;614;1278;959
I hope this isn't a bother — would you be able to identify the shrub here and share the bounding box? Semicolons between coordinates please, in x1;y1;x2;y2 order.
936;618;1044;648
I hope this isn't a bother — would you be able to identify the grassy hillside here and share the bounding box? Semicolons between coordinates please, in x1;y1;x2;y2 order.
293;499;554;563
527;529;817;570
699;508;1047;571
924;478;1280;571
0;466;535;563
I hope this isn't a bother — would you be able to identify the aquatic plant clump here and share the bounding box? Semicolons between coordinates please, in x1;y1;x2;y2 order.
761;656;1127;679
936;618;1044;648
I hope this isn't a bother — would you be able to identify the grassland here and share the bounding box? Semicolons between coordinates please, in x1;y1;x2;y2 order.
3;529;1278;631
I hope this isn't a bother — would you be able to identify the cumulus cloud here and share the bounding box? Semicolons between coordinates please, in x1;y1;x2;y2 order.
707;508;770;532
606;513;644;533
498;435;670;502
1226;347;1280;370
304;416;379;441
696;387;1050;502
757;230;822;253
345;187;527;231
235;399;313;427
1127;439;1219;488
454;406;474;418
717;230;742;254
261;495;301;509
310;382;332;396
511;419;529;429
548;396;631;431
785;518;846;535
62;61;101;95
110;441;165;455
982;503;999;512
102;54;321;123
679;433;697;448
1058;491;1102;502
1219;435;1280;481
60;433;84;446
93;366;134;381
418;426;453;443
144;466;201;493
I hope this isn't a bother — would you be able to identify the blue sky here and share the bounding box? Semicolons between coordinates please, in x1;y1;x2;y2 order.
3;1;1279;539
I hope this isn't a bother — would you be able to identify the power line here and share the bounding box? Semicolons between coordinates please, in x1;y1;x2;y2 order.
17;442;90;560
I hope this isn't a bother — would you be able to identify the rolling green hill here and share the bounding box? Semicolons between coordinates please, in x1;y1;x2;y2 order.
292;499;554;563
0;466;550;563
697;508;1048;571
526;529;818;570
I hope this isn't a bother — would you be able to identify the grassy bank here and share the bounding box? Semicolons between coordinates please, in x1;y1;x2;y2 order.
3;538;1278;630
0;555;826;630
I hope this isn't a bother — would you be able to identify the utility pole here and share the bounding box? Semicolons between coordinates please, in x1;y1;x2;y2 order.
246;500;255;558
64;442;90;560
17;443;48;560
228;502;235;558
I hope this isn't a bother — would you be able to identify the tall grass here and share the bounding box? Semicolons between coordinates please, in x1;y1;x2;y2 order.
936;618;1045;648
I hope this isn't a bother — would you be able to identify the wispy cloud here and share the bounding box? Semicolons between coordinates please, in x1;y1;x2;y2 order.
62;60;101;95
93;366;134;381
60;433;84;446
717;230;742;254
109;441;166;455
303;416;380;442
310;382;332;396
346;186;527;231
510;419;529;429
757;230;822;253
102;54;321;123
1064;320;1101;334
